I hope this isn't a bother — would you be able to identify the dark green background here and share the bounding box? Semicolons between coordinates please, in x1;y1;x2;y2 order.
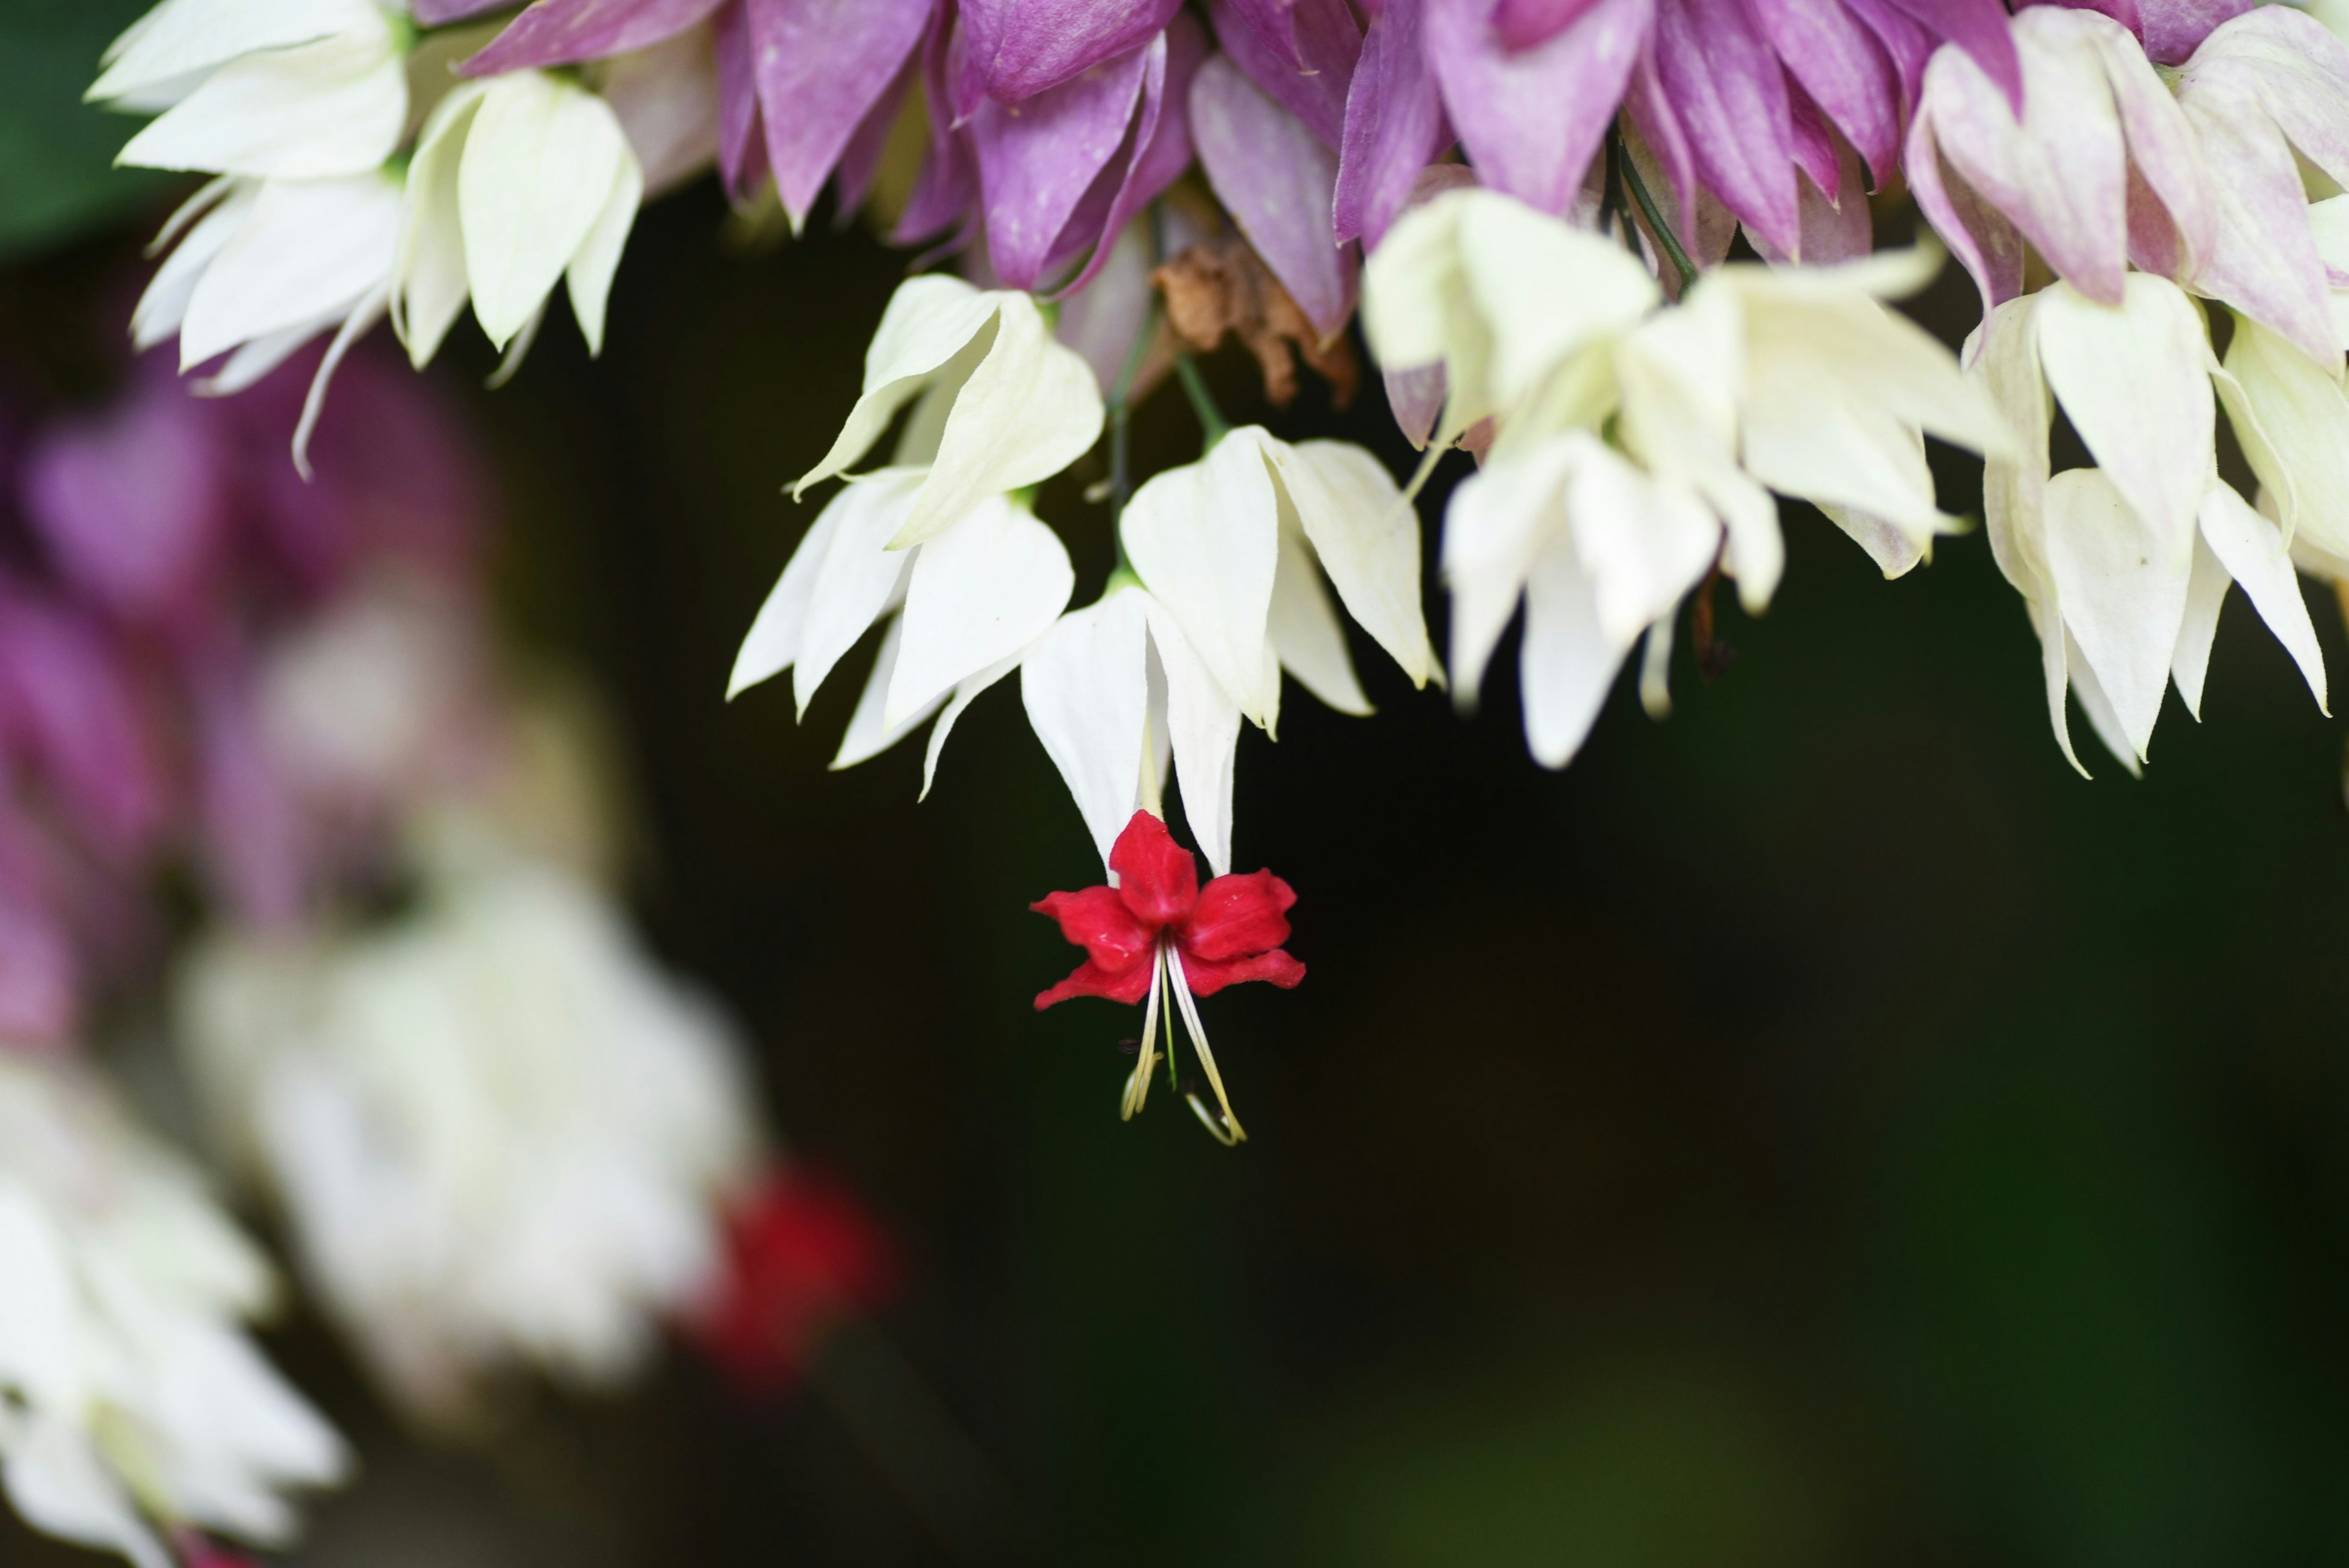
5;10;2347;1563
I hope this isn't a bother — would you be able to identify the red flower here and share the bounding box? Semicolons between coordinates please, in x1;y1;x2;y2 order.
685;1166;898;1395
1030;811;1303;1143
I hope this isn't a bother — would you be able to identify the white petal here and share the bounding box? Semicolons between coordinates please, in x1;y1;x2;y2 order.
1518;533;1623;768
832;619;945;770
730;496;850;698
91;0;369;102
795;277;1001;496
1820;504;1929;579
132;180;258;351
1267;518;1370;716
1565;445;1721;650
1441;434;1578;702
117;24;404;179
793;470;925;716
180;173;399;368
566;144;644;359
2222;314;2349;560
2025;597;2090;779
921;655;1022;801
460;73;628;352
2033;275;2214;563
1455;190;1661;412
2198;482;2328;712
2066;623;2142;777
2169;527;2230;721
1020;590;1152;868
2;1419;169;1568
2041;467;2191;759
1968;295;2055;600
1264;439;1439;688
1119;428;1282;724
888;497;1074;726
0;1181;78;1412
392;83;486;370
196;309;341;395
892;294;1105;548
1143;599;1245;877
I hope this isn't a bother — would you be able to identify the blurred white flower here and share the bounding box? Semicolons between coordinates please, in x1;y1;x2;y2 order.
174;852;760;1425
0;1054;346;1568
91;0;409;180
392;70;644;370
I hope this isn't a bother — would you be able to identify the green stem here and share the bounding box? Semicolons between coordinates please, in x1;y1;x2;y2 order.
1172;353;1231;450
1104;295;1160;576
1617;133;1698;293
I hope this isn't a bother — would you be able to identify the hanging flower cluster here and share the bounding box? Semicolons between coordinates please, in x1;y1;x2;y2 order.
79;0;2349;1147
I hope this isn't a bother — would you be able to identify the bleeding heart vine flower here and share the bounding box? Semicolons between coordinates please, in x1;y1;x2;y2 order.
1031;809;1303;1145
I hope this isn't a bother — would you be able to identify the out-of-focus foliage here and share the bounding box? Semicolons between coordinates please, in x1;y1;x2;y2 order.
0;0;165;262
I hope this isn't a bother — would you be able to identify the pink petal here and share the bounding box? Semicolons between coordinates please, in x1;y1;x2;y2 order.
0;592;168;868
1385;363;1446;447
1209;0;1360;148
1623;35;1699;240
2138;0;2252;65
1493;0;1611;50
1902;103;2029;335
2180;86;2337;366
19;370;229;630
1652;0;1798;256
1425;0;1652;217
191;669;311;929
1748;0;1901;184
2185;7;2349;190
747;0;932;228
1785;72;1841;206
2089;15;2213;279
1334;0;1453;247
462;0;730;75
896;14;979;245
1842;0;1938;116
960;0;1183;102
1192;54;1356;340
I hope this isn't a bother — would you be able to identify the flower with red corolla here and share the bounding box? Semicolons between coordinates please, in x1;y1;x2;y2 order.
1031;809;1302;1144
688;1167;899;1394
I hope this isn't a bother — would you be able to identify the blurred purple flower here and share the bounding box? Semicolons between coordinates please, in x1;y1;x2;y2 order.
0;584;169;869
1334;0;1453;247
1192;54;1357;340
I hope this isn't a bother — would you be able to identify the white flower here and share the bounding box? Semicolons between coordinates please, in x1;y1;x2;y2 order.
1019;584;1244;874
729;476;1076;793
174;854;759;1424
793;277;1107;549
132;170;402;472
0;1055;346;1568
393;70;644;369
1119;426;1439;732
1970;275;2327;774
91;0;409;180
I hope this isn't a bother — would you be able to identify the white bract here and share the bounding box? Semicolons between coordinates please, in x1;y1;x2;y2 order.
1970;275;2328;776
0;1055;346;1568
793;277;1107;548
1366;188;2008;768
92;0;408;180
1119;426;1440;732
393;70;644;368
133;171;403;470
174;852;759;1425
730;476;1076;795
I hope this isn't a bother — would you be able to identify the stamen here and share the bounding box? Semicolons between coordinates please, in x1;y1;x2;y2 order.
1164;948;1246;1145
1122;947;1165;1120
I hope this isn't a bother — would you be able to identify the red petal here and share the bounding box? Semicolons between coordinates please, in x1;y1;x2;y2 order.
686;1166;898;1395
1107;810;1198;928
1034;957;1157;1009
1031;885;1155;971
1176;947;1305;997
1180;869;1296;961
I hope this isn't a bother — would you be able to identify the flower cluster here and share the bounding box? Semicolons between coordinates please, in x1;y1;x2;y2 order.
80;1;2349;1140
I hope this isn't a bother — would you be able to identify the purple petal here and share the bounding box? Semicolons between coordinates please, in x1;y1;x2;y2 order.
960;0;1184;102
0;594;168;868
716;0;769;196
1425;0;1652;217
1785;74;1841;204
1192;54;1357;339
2137;0;2251;65
2178;84;2336;366
192;667;311;929
20;370;229;630
835;58;921;222
1652;0;1798;256
973;38;1151;288
1492;0;1611;50
748;0;932;228
1209;0;1360;148
461;0;729;75
414;0;512;22
1746;135;1874;263
1748;0;1901;184
1050;13;1209;297
1842;0;1937;116
1880;0;2022;110
1623;37;1699;239
1384;363;1446;447
2090;14;2213;278
1334;0;1453;247
897;16;981;246
1902;98;2028;332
